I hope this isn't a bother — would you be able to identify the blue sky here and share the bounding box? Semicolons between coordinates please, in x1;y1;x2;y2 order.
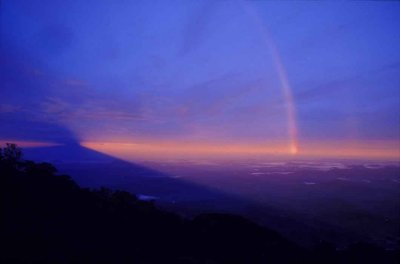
1;1;399;151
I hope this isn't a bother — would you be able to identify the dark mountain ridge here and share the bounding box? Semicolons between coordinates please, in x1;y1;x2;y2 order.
1;144;398;263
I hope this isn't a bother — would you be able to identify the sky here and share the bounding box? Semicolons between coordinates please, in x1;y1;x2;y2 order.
1;1;399;160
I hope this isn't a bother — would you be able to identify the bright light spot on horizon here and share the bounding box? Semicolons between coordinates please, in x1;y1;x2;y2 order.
290;144;299;155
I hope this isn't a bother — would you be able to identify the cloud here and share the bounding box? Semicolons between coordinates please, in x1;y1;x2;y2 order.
36;24;74;55
0;114;78;144
179;1;217;56
294;79;351;102
173;75;267;119
295;61;400;103
39;97;149;123
0;104;21;113
64;79;87;87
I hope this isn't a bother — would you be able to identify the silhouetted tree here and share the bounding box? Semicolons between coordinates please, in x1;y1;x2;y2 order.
24;160;57;176
3;143;22;162
0;143;22;171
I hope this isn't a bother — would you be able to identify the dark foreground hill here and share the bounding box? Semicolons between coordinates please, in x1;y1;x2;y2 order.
1;144;398;263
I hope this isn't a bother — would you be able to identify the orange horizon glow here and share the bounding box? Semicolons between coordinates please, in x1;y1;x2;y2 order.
80;140;399;161
0;139;397;161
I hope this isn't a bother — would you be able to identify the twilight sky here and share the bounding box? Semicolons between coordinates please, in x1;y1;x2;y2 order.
1;1;399;159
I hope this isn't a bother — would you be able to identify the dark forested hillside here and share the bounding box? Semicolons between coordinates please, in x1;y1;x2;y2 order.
1;144;398;263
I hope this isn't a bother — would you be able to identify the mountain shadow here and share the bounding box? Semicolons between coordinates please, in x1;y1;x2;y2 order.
23;143;254;212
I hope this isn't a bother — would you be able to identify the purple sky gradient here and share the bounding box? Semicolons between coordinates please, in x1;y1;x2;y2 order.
1;1;399;150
